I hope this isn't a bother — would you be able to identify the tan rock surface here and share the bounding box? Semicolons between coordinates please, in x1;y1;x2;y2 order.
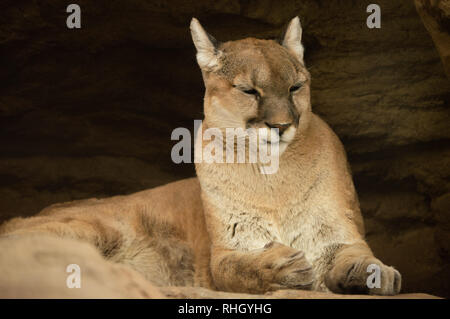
0;235;440;299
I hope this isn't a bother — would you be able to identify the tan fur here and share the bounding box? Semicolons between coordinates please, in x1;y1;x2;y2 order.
192;17;401;295
0;17;401;296
0;178;215;290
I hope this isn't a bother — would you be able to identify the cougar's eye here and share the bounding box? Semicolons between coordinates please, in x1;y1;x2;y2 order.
242;88;258;95
289;83;303;93
233;85;259;97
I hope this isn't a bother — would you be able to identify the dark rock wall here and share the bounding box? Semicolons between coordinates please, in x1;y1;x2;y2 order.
0;0;448;297
415;0;450;76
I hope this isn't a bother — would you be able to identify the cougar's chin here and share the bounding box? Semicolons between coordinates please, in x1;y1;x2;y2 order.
280;126;297;144
258;126;296;155
260;139;289;156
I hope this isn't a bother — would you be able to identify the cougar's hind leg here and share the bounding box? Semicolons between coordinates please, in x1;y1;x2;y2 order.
113;211;196;287
0;215;125;258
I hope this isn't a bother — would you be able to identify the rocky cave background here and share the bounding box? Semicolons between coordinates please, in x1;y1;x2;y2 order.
0;0;449;297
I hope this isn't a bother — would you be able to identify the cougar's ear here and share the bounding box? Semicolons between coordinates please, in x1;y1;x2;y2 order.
190;18;222;72
282;16;304;63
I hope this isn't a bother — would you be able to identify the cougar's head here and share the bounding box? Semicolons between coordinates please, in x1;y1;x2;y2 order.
190;17;311;153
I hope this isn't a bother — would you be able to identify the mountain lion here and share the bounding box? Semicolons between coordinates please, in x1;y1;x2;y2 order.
0;17;401;296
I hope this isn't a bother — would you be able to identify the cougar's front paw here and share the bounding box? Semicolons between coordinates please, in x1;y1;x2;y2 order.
326;257;401;295
260;241;315;291
366;261;401;295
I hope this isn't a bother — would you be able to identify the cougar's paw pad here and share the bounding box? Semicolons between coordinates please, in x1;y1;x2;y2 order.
261;242;315;291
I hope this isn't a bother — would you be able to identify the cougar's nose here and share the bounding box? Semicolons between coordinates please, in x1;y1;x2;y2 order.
265;122;292;136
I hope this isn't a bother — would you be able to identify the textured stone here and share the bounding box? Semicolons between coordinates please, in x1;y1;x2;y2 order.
0;235;165;298
415;0;450;76
0;235;439;299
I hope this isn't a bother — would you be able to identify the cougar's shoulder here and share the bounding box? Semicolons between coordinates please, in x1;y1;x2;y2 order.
301;113;365;236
